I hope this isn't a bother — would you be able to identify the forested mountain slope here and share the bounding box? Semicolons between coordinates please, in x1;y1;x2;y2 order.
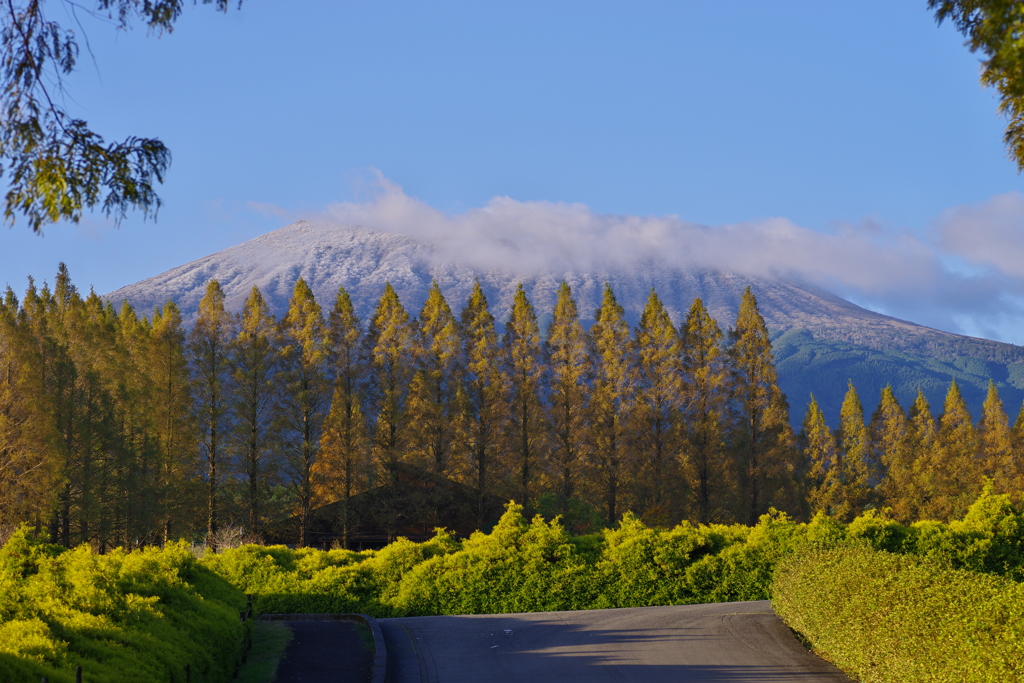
105;220;1024;424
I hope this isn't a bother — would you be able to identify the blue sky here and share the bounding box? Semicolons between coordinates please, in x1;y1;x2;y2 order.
3;1;1024;341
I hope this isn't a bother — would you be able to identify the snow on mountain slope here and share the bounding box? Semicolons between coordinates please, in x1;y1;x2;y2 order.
104;220;1024;423
105;221;958;345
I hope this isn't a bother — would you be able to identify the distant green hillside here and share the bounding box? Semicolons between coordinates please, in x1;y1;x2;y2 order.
774;328;1024;428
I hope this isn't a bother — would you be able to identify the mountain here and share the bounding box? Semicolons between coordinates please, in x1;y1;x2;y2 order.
105;220;1024;426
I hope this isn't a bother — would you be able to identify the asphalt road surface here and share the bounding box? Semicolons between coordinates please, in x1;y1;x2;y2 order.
379;600;853;683
274;620;374;683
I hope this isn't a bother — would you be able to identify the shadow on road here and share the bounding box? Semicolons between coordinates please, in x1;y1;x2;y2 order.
381;601;852;683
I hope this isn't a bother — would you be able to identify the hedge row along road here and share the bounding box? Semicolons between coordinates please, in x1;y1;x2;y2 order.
378;600;852;682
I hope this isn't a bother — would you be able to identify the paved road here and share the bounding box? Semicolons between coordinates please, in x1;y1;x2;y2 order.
379;600;853;682
275;620;374;683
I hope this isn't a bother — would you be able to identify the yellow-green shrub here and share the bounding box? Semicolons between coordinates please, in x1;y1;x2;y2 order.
390;506;596;615
206;489;1024;621
772;545;1024;683
0;527;248;683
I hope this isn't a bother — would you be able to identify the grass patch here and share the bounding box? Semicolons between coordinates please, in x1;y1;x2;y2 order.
355;623;374;653
235;621;293;683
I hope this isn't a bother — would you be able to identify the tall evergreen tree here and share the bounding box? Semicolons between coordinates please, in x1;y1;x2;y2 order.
870;385;909;517
501;284;546;512
978;381;1015;495
680;297;729;524
461;282;508;529
147;301;196;544
115;301;163;546
918;381;980;520
187;280;235;547
408;282;465;481
633;289;682;525
314;286;369;547
727;286;797;524
366;283;415;541
23;276;78;545
1011;401;1024;500
802;395;841;517
85;293;134;551
0;286;56;530
546;282;591;518
835;380;870;519
278;278;330;547
589;283;634;526
889;389;937;522
65;289;122;549
230;287;280;538
50;271;93;545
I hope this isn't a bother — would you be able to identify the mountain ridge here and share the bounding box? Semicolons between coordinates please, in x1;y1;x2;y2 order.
105;220;1024;425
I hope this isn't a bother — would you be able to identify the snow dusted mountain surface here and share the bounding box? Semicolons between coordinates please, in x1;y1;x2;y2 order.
106;221;1024;424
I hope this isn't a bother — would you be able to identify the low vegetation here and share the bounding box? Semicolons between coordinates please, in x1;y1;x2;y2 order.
235;621;292;683
204;487;1024;618
3;489;1023;679
773;546;1024;682
0;526;250;683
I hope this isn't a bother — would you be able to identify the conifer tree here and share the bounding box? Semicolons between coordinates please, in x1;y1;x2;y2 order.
632;289;682;524
115;301;163;545
230;287;280;537
1011;401;1024;499
83;293;133;551
870;385;909;516
834;381;871;519
589;283;634;526
147;301;196;544
408;282;465;480
366;282;416;541
314;286;369;547
680;297;729;524
278;278;330;547
978;381;1015;495
802;395;842;517
69;281;129;547
50;270;92;544
66;289;123;548
546;282;591;518
727;286;797;524
461;281;509;529
187;280;235;547
917;381;980;520
886;389;937;522
22;276;78;545
0;286;56;529
501;284;546;511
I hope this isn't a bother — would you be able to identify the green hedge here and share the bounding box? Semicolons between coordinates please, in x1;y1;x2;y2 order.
204;504;838;617
772;545;1024;683
200;489;1024;622
5;488;1024;679
0;527;249;683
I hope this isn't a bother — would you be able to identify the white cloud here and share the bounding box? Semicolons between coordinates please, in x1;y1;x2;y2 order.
937;192;1024;279
260;174;1024;344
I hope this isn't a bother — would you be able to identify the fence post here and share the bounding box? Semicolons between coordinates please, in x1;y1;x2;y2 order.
76;666;82;683
186;664;191;682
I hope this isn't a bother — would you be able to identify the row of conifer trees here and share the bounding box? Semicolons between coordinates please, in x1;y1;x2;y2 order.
1;265;1020;549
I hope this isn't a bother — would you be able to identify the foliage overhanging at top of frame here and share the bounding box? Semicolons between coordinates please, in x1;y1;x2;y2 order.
930;0;1024;170
0;0;238;233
